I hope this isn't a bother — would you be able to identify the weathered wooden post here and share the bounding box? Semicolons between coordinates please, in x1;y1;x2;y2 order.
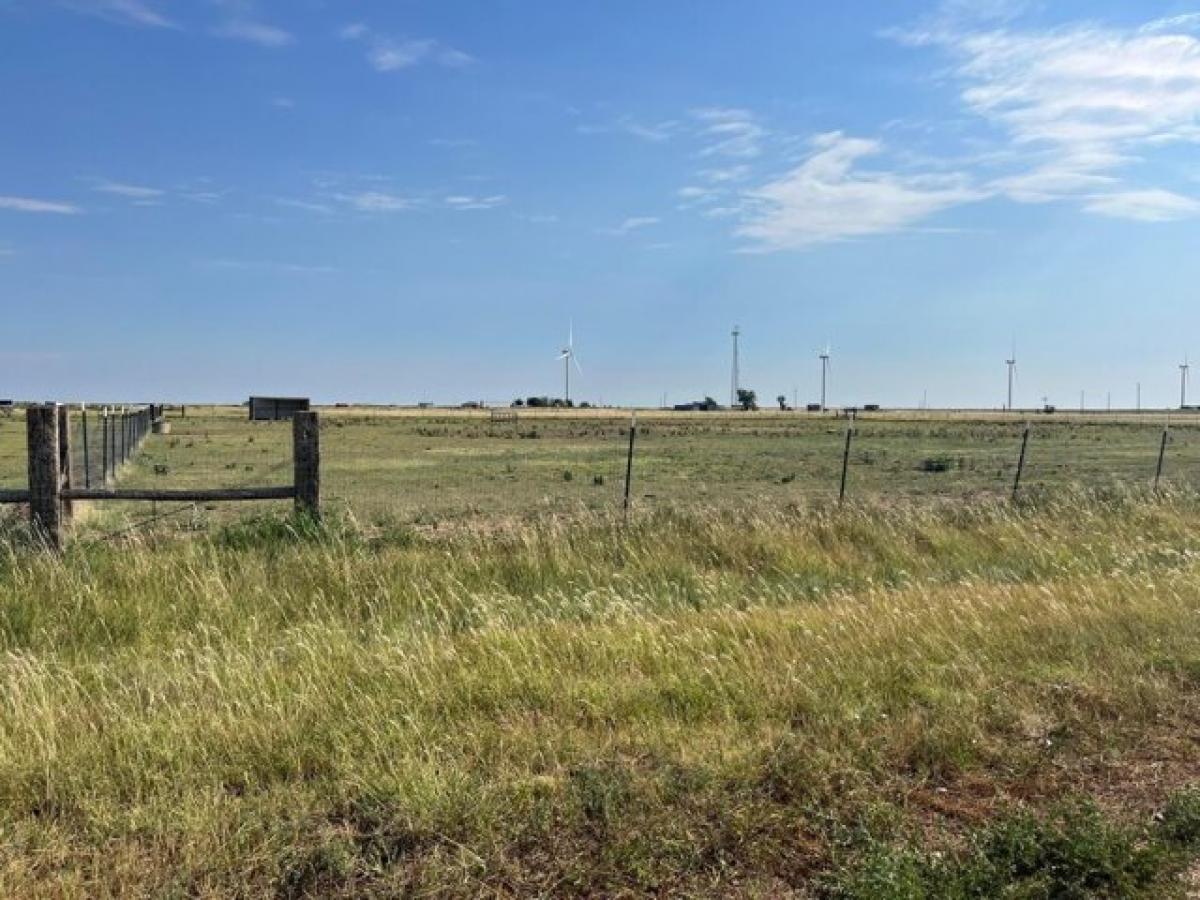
57;404;74;520
1012;423;1031;502
101;408;109;485
27;405;62;549
293;411;320;519
81;403;91;489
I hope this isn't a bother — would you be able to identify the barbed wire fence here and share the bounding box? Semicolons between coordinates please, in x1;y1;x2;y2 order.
6;404;1200;541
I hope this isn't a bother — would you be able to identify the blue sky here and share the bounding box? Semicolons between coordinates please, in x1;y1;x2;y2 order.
2;0;1199;408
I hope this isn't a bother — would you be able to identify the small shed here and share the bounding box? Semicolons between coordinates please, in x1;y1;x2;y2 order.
248;396;310;421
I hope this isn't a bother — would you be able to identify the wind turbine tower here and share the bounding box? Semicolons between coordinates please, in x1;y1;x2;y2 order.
819;344;831;411
730;325;741;407
1182;357;1191;409
1005;343;1017;411
557;323;582;404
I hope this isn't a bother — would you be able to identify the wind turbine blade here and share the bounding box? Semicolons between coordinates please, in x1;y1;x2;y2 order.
573;356;583;375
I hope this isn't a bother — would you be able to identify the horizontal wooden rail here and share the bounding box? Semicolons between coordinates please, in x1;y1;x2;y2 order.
0;489;31;504
63;486;295;503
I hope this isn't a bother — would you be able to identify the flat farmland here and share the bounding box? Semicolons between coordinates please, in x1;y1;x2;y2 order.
76;405;1200;530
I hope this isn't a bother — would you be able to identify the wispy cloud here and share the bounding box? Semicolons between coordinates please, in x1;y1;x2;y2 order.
600;216;660;236
692;107;767;159
90;179;164;200
0;195;82;215
332;191;420;212
577;116;679;143
212;18;293;47
892;11;1200;221
734;132;983;251
275;198;334;215
1083;189;1200;222
340;22;473;72
59;0;177;29
444;194;507;210
204;258;337;275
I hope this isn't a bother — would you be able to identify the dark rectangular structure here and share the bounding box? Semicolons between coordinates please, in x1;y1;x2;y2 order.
249;396;310;421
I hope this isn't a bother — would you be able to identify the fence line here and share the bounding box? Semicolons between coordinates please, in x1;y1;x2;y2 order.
0;404;320;548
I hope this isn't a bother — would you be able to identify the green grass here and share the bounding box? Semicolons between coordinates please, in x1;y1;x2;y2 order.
4;490;1200;894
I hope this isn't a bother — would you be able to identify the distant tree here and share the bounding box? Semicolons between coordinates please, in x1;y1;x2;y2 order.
512;398;525;407
777;394;788;411
736;389;758;411
702;396;719;411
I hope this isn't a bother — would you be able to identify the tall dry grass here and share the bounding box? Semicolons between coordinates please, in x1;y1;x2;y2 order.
1;488;1200;895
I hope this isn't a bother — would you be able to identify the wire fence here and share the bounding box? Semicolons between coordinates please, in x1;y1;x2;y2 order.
5;406;1200;533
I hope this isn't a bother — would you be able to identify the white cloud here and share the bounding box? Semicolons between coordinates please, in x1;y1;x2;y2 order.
692;107;767;159
895;13;1200;219
275;198;334;215
60;0;176;28
600;216;660;236
205;259;336;275
0;195;82;215
734;132;984;251
444;194;507;210
1083;189;1200;222
515;213;559;224
91;179;164;200
333;191;419;212
577;116;679;143
213;19;293;47
340;23;473;71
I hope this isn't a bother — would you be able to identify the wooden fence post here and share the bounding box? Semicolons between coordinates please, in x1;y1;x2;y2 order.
57;404;74;520
27;405;62;548
293;411;320;519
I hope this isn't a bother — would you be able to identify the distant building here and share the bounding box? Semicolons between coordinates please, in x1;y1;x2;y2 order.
248;396;310;421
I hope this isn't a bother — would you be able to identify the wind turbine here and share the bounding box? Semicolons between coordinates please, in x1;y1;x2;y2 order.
730;325;741;408
819;343;832;411
1005;341;1017;412
557;322;582;404
1181;356;1191;409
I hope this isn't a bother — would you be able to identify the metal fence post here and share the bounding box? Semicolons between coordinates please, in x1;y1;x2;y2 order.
838;424;854;504
1155;423;1170;492
26;405;62;548
293;411;320;519
623;412;637;519
1012;423;1031;501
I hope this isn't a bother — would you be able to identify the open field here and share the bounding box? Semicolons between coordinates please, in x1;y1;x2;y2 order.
3;493;1200;894
6;410;1200;894
4;404;1200;533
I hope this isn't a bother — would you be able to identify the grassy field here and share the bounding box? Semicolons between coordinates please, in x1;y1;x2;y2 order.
6;409;1200;894
2;492;1200;894
4;404;1198;533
